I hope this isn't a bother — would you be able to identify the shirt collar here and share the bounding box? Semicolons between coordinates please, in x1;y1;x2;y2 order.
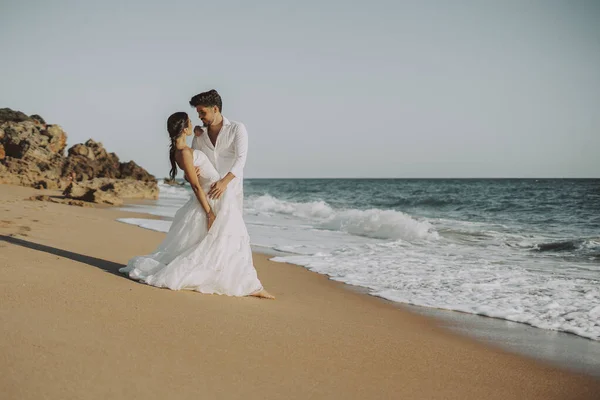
200;116;230;148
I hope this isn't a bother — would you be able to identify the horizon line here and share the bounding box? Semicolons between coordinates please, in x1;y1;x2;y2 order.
166;177;600;180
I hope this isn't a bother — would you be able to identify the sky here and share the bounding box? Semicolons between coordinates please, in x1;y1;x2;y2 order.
1;0;599;178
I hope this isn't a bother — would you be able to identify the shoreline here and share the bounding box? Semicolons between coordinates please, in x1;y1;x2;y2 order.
1;183;599;399
266;249;600;378
409;303;600;378
31;183;600;375
18;183;600;374
121;195;600;376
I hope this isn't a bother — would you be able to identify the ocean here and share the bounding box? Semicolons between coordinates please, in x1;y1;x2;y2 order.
118;178;600;342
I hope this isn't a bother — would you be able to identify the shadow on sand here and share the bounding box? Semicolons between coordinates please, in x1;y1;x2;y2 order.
1;234;125;276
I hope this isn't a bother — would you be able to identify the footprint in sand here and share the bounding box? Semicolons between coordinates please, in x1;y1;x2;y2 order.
0;221;31;237
2;223;31;237
18;226;32;236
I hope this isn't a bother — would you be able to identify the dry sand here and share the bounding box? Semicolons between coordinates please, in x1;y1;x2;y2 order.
1;184;599;399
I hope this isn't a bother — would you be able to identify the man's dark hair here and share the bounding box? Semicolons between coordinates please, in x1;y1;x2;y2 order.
189;89;222;112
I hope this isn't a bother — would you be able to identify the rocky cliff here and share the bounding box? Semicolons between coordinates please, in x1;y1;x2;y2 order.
0;108;158;205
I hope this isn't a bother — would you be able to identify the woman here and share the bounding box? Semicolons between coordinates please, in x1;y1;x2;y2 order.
119;112;274;299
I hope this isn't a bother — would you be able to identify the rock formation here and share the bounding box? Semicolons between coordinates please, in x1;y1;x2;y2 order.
0;108;67;189
62;178;159;206
0;107;158;205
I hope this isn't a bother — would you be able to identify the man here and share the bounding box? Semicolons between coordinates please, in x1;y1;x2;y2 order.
188;89;248;212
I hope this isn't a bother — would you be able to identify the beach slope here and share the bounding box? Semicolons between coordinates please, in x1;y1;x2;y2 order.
1;184;599;400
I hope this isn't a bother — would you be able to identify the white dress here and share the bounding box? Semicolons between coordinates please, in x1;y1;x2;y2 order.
119;149;263;296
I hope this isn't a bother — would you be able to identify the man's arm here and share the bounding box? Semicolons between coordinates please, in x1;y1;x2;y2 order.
208;123;248;199
229;123;248;178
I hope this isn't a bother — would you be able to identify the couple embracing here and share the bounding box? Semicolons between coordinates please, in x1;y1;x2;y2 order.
119;90;274;300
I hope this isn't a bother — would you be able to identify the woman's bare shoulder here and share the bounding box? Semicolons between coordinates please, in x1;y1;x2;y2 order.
174;147;194;166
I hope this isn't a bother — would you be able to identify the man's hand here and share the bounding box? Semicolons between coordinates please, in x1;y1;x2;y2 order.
208;178;228;199
184;167;201;183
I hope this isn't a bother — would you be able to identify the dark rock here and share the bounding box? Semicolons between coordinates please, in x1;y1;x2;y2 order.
0;108;31;123
120;160;155;181
30;114;46;125
100;182;115;191
34;180;48;189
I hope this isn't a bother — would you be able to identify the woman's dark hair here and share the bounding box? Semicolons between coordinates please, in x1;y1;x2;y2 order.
189;89;222;112
167;112;189;180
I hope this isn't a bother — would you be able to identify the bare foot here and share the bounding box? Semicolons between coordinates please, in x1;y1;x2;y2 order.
250;289;275;300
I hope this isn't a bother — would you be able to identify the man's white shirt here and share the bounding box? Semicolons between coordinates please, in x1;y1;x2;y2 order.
191;116;247;210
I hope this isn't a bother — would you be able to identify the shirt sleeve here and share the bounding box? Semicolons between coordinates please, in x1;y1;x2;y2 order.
191;135;201;150
229;123;248;178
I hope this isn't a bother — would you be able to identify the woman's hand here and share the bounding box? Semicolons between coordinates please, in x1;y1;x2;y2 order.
206;210;216;230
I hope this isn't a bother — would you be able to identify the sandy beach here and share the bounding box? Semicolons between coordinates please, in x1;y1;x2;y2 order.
1;183;599;400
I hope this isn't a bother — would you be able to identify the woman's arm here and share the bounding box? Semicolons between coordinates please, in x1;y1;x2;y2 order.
176;149;212;214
